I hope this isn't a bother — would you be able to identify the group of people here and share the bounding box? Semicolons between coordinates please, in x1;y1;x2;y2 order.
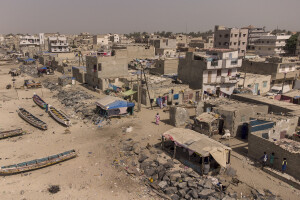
261;152;287;173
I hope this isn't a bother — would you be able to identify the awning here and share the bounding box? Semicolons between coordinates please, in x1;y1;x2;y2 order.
96;96;135;110
24;58;35;62
122;90;137;96
163;128;231;168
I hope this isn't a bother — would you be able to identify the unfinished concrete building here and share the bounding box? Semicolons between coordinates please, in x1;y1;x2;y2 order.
214;25;248;57
150;58;178;75
150;38;177;57
72;66;87;84
112;44;155;63
178;49;242;95
241;57;300;90
203;99;268;137
48;35;70;53
86;52;128;90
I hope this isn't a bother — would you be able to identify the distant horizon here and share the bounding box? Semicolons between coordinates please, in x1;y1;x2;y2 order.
0;0;299;34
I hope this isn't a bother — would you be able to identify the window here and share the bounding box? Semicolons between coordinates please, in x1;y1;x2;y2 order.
267;41;269;43
217;69;221;76
262;41;264;43
219;42;221;45
234;42;237;45
93;64;97;72
235;34;238;37
268;48;271;50
225;34;229;38
242;42;245;45
98;63;102;71
243;34;246;37
239;33;241;37
219;35;222;38
263;81;267;88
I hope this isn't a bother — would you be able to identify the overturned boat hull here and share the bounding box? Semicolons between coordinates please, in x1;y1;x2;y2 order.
48;105;71;126
17;107;48;130
0;150;77;175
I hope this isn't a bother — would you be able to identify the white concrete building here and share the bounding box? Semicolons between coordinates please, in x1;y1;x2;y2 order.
178;49;242;95
93;34;109;46
48;35;70;53
19;35;41;46
110;34;120;43
254;34;291;56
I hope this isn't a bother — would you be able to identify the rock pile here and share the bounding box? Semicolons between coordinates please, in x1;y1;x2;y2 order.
119;139;281;200
43;81;60;91
19;65;38;77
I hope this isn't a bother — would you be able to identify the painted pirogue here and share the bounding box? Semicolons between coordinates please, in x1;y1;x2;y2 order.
0;150;77;175
32;94;47;108
48;105;71;126
0;128;23;140
17;107;48;130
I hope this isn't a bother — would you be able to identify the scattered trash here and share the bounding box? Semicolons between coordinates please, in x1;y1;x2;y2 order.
48;185;60;194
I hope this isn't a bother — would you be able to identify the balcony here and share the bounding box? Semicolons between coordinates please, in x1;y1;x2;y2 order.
207;60;222;69
222;59;242;68
50;43;69;47
203;76;238;85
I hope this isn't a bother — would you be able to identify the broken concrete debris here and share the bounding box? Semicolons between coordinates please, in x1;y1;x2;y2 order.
116;138;280;200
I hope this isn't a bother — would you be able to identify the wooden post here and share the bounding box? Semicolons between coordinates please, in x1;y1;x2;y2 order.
161;136;164;150
173;143;177;159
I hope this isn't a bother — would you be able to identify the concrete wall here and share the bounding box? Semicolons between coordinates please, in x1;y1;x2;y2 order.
248;132;300;180
236;74;271;94
126;46;155;62
72;67;86;83
178;52;205;89
151;59;179;75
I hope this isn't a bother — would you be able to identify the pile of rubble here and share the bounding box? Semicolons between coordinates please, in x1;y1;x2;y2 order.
56;90;96;120
117;138;280;200
275;139;300;153
43;80;61;91
19;65;38;77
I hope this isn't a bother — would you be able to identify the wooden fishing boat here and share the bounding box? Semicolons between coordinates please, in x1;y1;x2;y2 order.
17;107;48;130
33;94;47;108
0;150;77;175
48;105;71;126
0;128;23;140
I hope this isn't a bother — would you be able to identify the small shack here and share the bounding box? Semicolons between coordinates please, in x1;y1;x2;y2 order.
162;128;231;174
95;96;135;118
193;112;220;137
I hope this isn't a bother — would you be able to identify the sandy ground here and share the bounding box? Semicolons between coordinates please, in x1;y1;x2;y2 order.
0;63;299;200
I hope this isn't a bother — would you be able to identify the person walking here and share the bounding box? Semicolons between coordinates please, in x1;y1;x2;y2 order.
261;152;268;169
281;158;287;173
269;152;275;168
155;113;160;125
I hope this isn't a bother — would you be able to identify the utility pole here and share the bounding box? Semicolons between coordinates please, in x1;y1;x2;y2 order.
142;67;153;110
137;70;141;112
281;72;287;94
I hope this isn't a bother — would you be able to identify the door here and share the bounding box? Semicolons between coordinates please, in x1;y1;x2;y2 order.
207;71;212;83
254;83;259;94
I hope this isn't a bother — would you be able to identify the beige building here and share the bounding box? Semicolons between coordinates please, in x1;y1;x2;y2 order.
214;25;248;57
178;49;242;95
236;73;271;94
150;58;179;75
254;34;291;57
149;38;177;57
241;57;300;90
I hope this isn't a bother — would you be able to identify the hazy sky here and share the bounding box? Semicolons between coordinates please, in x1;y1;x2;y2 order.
0;0;299;34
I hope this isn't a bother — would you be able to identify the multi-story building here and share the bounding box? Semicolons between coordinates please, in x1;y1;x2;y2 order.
19;34;43;47
178;49;242;95
48;35;70;53
93;34;109;46
243;25;269;52
150;38;177;57
296;35;300;56
253;34;291;56
241;57;300;90
189;36;214;49
109;34;120;43
214;25;248;57
85;51;128;90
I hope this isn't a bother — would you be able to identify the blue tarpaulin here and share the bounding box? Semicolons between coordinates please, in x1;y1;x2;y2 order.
25;58;35;62
96;96;135;110
40;66;47;70
106;100;135;110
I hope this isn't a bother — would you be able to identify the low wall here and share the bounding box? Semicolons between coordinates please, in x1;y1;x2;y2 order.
248;132;300;180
